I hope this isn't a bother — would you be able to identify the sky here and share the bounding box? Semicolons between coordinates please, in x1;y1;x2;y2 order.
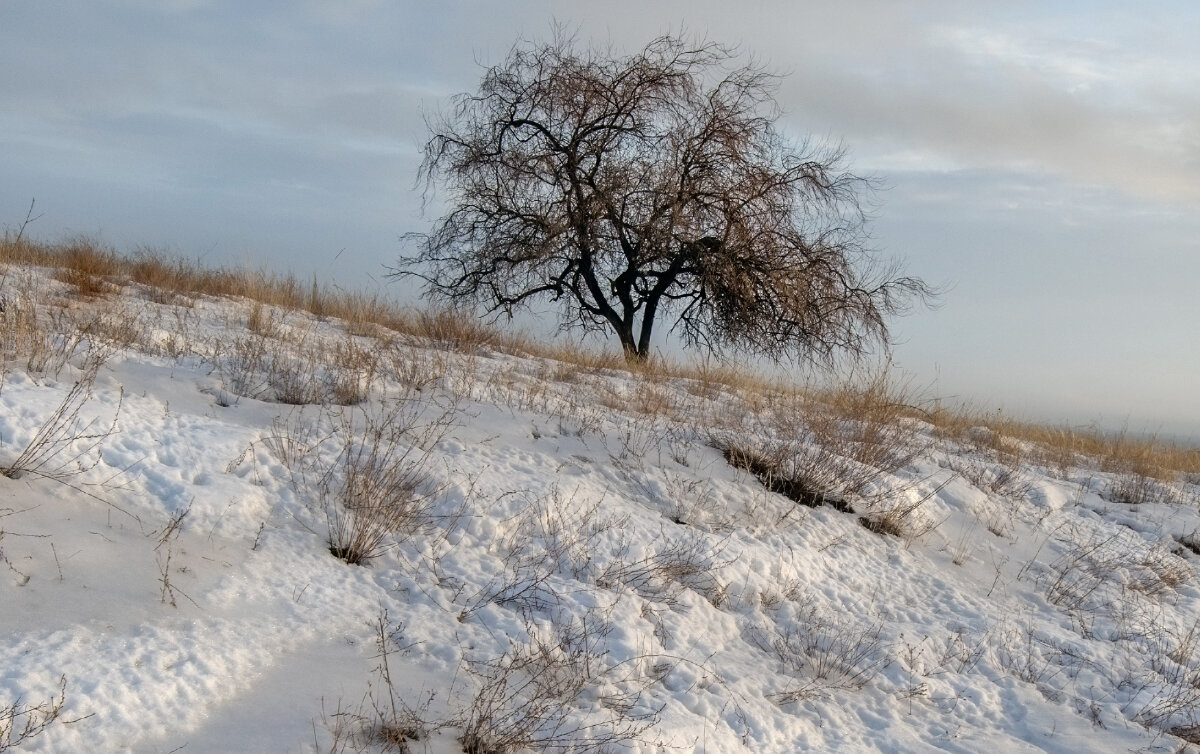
2;1;1198;440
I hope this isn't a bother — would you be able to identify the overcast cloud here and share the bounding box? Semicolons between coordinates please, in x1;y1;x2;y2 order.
2;1;1197;439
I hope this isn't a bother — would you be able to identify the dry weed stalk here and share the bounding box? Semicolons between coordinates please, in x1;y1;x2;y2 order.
456;613;659;754
0;676;69;752
154;500;196;608
412;307;497;353
316;610;432;753
991;620;1071;702
1;353;121;484
934;627;988;675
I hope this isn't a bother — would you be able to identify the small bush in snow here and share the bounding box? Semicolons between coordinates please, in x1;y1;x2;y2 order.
748;605;890;703
0;676;68;752
0;353;121;485
321;402;448;565
457;614;658;754
711;371;927;516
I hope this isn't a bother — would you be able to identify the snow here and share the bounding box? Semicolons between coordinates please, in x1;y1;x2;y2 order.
2;265;1200;753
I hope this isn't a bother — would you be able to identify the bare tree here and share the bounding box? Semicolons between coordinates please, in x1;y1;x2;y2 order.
398;33;931;363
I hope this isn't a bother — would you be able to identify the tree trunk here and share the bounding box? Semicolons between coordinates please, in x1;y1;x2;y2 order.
620;339;646;364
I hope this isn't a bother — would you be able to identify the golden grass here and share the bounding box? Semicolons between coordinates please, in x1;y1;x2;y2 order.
928;403;1200;482
3;234;1197;478
0;236;779;391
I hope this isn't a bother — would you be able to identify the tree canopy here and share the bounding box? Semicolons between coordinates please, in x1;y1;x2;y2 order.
398;33;931;363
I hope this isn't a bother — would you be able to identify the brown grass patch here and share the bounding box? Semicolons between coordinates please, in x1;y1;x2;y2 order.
4;234;1200;477
927;402;1200;484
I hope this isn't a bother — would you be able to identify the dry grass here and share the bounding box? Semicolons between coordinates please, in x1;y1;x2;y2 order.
405;307;499;353
929;403;1200;484
747;601;890;704
521;341;628;375
456;613;659;754
1;233;797;399
51;238;122;296
1;235;405;327
711;370;929;517
0;271;47;368
261;395;458;566
4;235;1199;482
0;352;121;484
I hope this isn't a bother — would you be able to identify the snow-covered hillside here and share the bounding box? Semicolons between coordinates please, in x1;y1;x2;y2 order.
2;263;1200;753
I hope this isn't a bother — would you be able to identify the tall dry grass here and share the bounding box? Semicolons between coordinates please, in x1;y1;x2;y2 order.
929;402;1200;485
4;234;1198;478
0;235;783;394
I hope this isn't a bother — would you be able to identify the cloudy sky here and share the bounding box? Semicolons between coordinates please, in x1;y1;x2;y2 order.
3;1;1198;439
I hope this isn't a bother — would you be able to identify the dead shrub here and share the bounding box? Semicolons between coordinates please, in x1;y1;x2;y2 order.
711;370;928;516
324;407;442;564
717;441;849;511
748;603;890;703
0;676;69;752
457;614;658;754
594;530;730;607
857;479;948;540
0;352;121;485
279;396;457;565
1043;526;1190;613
